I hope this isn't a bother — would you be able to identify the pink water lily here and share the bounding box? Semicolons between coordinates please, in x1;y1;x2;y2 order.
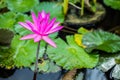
19;11;63;48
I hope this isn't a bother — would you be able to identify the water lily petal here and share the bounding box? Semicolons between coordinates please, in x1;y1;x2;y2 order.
19;11;63;47
46;13;50;21
31;12;38;28
43;36;56;48
19;22;32;31
34;35;42;42
38;12;43;22
44;18;56;33
40;20;47;34
20;34;37;40
51;22;60;29
37;12;42;31
41;10;46;18
26;20;37;31
46;26;63;34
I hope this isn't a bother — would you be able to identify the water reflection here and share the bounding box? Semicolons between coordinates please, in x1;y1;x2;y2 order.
84;68;108;80
0;68;61;80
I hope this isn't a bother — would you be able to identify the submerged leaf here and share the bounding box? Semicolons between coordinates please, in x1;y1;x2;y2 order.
47;36;99;70
82;30;120;53
30;60;49;72
30;60;61;73
32;2;64;23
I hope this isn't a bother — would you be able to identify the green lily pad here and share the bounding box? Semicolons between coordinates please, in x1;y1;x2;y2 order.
0;12;16;30
12;36;46;67
104;0;120;10
0;0;6;9
5;0;39;12
47;36;99;70
32;2;64;23
14;24;32;36
15;13;31;23
1;35;45;68
82;30;120;53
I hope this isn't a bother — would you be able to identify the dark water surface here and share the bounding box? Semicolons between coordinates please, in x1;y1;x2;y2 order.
0;68;61;80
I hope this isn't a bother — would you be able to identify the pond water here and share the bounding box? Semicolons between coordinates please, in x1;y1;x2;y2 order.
0;68;112;80
0;68;62;80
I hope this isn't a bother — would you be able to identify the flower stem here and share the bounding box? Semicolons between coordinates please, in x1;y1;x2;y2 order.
33;41;40;80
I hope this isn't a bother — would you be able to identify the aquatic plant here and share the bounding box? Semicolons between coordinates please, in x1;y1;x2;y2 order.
19;11;63;47
19;10;63;80
104;0;120;10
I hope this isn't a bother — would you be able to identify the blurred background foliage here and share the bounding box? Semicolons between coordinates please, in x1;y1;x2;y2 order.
0;0;120;79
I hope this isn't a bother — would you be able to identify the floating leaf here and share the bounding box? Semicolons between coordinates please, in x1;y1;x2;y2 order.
82;30;120;53
11;35;46;68
15;13;31;23
0;12;16;30
32;2;64;23
104;0;120;10
49;32;58;40
47;36;99;70
14;24;32;36
14;13;32;36
5;0;39;12
77;27;89;34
